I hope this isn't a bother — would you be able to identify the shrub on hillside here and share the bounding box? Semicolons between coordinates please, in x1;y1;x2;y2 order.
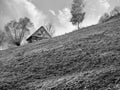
99;13;110;23
110;6;120;16
99;6;120;23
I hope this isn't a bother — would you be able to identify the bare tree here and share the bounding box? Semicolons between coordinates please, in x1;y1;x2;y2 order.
45;23;55;37
5;17;33;46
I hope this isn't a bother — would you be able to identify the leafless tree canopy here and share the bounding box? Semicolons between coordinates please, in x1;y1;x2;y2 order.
45;23;55;37
5;17;33;46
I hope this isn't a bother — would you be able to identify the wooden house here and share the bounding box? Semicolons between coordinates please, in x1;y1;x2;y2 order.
26;26;52;43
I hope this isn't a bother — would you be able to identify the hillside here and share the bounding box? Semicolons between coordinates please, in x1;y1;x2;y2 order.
0;15;120;90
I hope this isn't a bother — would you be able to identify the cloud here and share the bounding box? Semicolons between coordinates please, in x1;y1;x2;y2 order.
49;10;56;16
0;15;12;31
57;8;71;25
0;0;47;31
116;0;120;3
82;14;100;27
54;8;76;36
13;0;47;29
99;0;110;9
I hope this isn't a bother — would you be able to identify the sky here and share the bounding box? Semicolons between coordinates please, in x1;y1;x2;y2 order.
0;0;120;36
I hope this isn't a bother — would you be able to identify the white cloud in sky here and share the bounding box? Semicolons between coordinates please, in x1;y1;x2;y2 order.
99;0;110;10
116;0;120;3
49;10;56;16
58;8;71;25
54;8;76;36
13;0;47;30
82;14;100;27
0;14;12;30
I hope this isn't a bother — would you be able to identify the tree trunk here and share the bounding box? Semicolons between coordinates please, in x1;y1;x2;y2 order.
78;22;80;30
15;42;20;46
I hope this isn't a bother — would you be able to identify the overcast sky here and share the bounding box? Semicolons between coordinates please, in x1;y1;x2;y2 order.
0;0;120;36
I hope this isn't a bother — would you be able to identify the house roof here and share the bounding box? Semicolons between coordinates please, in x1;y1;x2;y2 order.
27;26;52;41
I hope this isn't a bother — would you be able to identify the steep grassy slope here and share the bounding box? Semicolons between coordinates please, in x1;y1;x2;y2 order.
0;15;120;90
